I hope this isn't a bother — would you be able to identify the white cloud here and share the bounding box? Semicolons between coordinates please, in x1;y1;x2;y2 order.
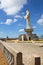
0;19;12;25
0;22;3;24
5;19;12;25
32;26;36;29
41;14;43;19
15;15;22;18
37;19;43;25
18;24;24;27
37;14;43;25
19;29;24;32
13;19;17;22
0;32;3;34
0;19;17;25
0;0;27;15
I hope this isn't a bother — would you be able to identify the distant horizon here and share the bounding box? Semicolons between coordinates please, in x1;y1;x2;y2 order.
0;0;43;38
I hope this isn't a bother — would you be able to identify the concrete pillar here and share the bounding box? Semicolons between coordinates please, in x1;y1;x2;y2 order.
22;35;24;41
16;52;23;65
33;55;41;65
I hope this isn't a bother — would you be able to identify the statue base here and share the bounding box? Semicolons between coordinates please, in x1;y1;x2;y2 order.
24;28;33;33
19;28;38;41
19;33;38;41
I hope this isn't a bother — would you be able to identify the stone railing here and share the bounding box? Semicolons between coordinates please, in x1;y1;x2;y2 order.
0;41;23;65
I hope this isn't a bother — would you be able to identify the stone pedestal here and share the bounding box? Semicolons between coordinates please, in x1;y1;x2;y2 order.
24;28;33;40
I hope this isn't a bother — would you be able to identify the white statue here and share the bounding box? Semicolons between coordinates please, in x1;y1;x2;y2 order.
24;10;31;29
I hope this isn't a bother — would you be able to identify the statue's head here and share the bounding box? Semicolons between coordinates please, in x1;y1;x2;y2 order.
24;10;30;19
26;10;30;15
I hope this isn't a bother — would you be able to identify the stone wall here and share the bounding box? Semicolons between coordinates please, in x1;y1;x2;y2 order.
0;41;23;65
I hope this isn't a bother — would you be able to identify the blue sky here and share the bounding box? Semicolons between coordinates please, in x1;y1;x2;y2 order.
0;0;43;38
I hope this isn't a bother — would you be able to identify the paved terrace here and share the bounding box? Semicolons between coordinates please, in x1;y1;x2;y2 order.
0;40;43;65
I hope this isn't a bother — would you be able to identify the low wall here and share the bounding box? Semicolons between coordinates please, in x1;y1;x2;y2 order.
0;41;23;65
